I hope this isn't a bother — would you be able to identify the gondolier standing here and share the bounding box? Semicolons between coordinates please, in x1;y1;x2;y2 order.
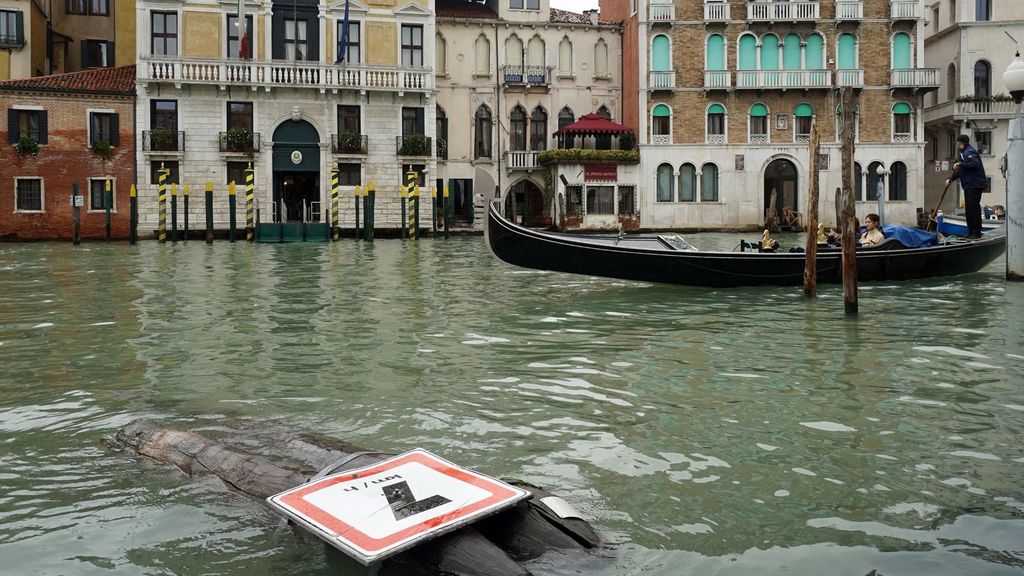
945;134;987;239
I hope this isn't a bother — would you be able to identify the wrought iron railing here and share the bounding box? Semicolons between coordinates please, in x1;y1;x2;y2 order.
396;135;432;156
218;131;261;153
331;133;368;154
501;65;551;86
143;130;185;152
437;138;448;160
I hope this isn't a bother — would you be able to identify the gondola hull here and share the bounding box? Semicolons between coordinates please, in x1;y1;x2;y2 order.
486;203;1007;287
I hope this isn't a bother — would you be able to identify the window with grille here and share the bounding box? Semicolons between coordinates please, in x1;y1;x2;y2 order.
338;163;361;186
89;179;114;210
15;178;42;211
586;186;614;215
617;185;636;216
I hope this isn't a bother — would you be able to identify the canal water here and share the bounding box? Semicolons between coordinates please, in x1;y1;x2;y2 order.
1;237;1022;576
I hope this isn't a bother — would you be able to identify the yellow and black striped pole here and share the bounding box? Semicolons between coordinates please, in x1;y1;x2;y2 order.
228;181;237;242
245;164;255;241
442;182;450;240
158;164;168;243
129;183;138;245
400;179;408;240
331;168;339;241
170;183;178;242
204;181;214;243
104;178;113;242
413;183;421;240
406;170;417;240
182;185;190;241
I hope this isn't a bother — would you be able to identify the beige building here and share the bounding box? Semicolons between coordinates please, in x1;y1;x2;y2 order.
435;0;622;228
923;0;1023;213
134;0;437;231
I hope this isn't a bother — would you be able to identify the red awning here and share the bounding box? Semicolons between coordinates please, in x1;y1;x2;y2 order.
553;113;634;136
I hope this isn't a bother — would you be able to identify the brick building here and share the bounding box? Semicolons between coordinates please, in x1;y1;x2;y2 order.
605;0;939;229
0;65;135;240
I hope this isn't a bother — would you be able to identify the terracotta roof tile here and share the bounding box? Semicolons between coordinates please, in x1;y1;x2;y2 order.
0;65;136;96
549;7;618;26
436;0;498;20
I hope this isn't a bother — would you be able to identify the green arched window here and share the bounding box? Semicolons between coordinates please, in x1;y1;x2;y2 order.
749;103;768;140
706;34;725;71
707;103;726;140
701;163;719;202
657;163;674;202
652;34;670;71
837;34;856;69
794;103;813;117
794;103;813;138
892;32;911;69
893;101;912;139
761;34;779;70
678;163;696;202
805;33;824;69
750;103;768;117
652;103;671;138
783;34;801;70
738;34;756;70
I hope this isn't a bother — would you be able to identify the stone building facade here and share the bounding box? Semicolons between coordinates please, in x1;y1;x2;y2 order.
922;0;1024;213
0;66;135;240
134;0;436;232
606;0;938;230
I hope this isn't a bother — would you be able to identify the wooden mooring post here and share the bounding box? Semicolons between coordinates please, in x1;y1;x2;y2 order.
803;123;820;297
840;87;859;315
129;184;137;245
104;178;112;242
72;181;81;245
228;181;237;243
182;185;189;241
170;184;178;243
204;181;214;244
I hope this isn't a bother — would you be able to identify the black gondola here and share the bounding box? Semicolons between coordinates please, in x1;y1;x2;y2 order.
485;202;1007;288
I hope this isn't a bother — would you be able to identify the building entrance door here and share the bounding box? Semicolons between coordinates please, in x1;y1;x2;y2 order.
273;172;320;222
272;119;321;223
764;159;798;229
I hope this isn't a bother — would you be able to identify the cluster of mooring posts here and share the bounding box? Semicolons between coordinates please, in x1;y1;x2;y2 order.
79;165;458;245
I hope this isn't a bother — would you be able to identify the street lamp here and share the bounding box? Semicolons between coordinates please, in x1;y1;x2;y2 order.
875;164;886;225
1002;52;1024;280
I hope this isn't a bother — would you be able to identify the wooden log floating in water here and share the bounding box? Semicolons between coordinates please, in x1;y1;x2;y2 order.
115;420;599;575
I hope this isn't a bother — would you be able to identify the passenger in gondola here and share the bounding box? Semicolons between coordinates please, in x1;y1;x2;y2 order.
859;213;884;247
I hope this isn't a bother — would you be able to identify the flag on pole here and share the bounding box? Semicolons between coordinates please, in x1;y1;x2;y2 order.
338;0;351;63
238;0;249;59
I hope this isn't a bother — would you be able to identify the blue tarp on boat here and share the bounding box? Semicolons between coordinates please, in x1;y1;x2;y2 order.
875;225;939;248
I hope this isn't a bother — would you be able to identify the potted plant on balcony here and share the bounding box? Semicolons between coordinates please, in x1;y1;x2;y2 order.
399;133;428;156
16;135;39;158
336;131;364;154
224;127;254;154
90;139;114;162
149;127;174;151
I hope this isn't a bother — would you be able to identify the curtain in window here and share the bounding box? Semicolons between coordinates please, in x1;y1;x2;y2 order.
701;164;718;202
678;163;696;202
657;164;674;202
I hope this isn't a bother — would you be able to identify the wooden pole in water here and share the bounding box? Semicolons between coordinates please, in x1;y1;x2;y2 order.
104;178;112;242
170;183;178;242
354;185;361;240
204;181;214;244
182;185;189;241
129;183;137;245
840;87;859;315
72;181;81;245
443;182;450;240
228;181;237;243
803;123;820;297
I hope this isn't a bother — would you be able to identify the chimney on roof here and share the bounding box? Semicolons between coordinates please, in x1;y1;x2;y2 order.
584;8;598;25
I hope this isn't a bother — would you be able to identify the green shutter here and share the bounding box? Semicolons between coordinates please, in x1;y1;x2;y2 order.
783;34;801;70
652;104;671;117
805;34;824;69
893;102;912;114
750;103;768;117
837;34;856;69
892;33;911;69
795;103;813;117
652;35;669;71
707;103;725;115
761;34;779;70
706;34;724;71
738;34;756;71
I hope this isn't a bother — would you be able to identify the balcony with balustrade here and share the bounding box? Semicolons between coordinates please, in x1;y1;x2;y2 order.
649;70;676;91
835;1;863;20
331;133;368;155
890;0;922;20
736;69;832;90
704;70;731;89
703;1;730;22
506;150;540;171
955;99;1018;119
747;1;819;22
396;135;432;157
219;130;261;154
835;69;864;88
138;56;434;94
890;68;939;91
501;65;552;89
143;129;185;153
649;1;674;23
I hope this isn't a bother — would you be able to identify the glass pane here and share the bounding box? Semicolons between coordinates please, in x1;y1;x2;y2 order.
701;165;718;201
657;165;673;201
679;164;695;201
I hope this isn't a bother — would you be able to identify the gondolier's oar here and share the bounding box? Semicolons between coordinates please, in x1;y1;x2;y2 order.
926;170;957;232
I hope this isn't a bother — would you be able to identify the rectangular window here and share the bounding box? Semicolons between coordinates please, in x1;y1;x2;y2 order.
530;118;546;151
618;185;636;216
227;101;253;132
795;116;812;138
526;0;539;10
67;0;107;15
707;113;725;136
89;112;118;146
82;40;113;68
151;100;177;130
67;0;88;14
652;116;670;136
90;0;108;15
750;116;768;137
338;105;361;134
9;109;46;143
975;131;991;155
15;178;42;211
586;186;614;215
150;160;179;184
284;18;308;60
893;114;911;138
510;0;523;9
226;161;248;185
976;0;989;21
338;162;361;186
151;12;177;56
0;10;22;48
337;20;360;63
947;132;957;158
227;14;254;58
401;24;423;67
402;107;424;136
931;135;938;161
89;179;114;211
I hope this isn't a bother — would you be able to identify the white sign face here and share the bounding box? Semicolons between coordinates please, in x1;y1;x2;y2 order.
72;195;85;207
267;450;529;565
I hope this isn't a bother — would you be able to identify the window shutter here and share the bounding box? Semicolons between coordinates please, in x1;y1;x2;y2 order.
7;109;17;143
110;113;120;146
81;40;89;68
14;11;24;46
38;111;48;144
107;41;114;66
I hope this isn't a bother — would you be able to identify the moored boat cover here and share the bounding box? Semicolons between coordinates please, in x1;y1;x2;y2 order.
879;225;939;248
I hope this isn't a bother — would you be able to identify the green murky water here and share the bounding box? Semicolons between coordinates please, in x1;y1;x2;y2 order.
1;237;1022;575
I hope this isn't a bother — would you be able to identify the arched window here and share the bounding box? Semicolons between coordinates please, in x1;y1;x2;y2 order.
794;103;813;140
701;163;719;202
706;103;726;143
738;34;756;70
893;101;912;141
435;33;446;75
761;34;780;70
805;33;824;69
947;63;957;101
528;35;545;67
597;105;611;120
783;33;801;70
652;104;671;142
557;107;574;148
475;35;491;75
530;106;547;151
510;105;526;151
652;34;670;71
558;37;572;76
889;161;907;201
854;161;863;201
866;161;884;201
749;102;769;143
596;105;612;149
506;35;523;66
974;60;991;97
657;163;674;202
595;38;609;77
706;34;725;71
837;34;857;69
892;32;912;68
678;163;696;202
474;105;492;159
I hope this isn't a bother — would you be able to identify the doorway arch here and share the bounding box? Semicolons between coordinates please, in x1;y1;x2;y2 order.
505;179;545;227
764;158;798;229
272;120;321;222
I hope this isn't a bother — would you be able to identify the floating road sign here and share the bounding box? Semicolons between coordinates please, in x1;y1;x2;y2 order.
267;449;530;565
